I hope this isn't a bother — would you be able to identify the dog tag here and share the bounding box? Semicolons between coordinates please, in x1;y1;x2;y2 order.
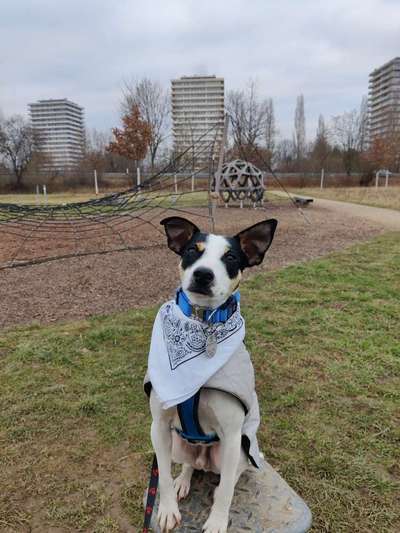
205;332;217;357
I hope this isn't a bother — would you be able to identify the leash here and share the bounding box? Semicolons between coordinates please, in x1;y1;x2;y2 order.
142;454;159;533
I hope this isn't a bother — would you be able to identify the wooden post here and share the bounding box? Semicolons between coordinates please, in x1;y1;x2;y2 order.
375;170;379;189
385;169;389;188
210;114;229;231
214;114;229;196
320;168;325;189
43;185;47;205
94;169;99;195
191;173;195;192
174;173;178;193
137;167;141;188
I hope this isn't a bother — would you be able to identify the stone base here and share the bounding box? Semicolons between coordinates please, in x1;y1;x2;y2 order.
147;459;312;532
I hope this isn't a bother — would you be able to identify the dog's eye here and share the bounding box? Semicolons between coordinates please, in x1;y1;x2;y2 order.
224;252;237;262
186;246;198;256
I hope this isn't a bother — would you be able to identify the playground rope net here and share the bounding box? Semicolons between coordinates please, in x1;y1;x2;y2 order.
0;125;219;270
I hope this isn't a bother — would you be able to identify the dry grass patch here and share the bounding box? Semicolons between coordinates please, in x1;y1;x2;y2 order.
291;186;400;210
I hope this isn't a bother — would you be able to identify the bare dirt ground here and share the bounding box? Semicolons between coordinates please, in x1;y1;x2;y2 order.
0;202;392;330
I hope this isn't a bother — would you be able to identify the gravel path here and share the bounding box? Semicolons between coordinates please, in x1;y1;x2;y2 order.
272;191;400;229
313;198;400;229
0;202;393;330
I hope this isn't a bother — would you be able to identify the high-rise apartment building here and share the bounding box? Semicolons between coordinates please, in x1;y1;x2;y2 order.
28;98;85;169
171;75;224;169
369;57;400;140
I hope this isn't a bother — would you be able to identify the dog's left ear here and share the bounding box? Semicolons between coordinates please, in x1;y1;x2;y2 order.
235;219;278;267
160;217;200;255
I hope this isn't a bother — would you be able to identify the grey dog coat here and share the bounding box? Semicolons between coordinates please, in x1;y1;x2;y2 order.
144;342;262;468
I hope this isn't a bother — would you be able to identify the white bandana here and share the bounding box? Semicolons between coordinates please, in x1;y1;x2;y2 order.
148;299;245;409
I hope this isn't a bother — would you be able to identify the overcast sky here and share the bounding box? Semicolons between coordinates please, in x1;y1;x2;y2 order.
1;0;399;139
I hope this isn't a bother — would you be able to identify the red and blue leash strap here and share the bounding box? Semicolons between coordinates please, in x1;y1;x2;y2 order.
143;454;159;533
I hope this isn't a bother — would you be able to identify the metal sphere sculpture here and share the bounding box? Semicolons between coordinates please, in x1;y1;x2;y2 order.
215;159;265;205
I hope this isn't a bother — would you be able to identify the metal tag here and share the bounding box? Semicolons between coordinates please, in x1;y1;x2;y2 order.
205;332;218;357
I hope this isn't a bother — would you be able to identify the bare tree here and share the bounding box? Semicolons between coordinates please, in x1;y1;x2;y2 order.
331;108;363;175
226;89;246;148
0;115;41;189
265;98;277;155
294;94;306;160
311;114;331;170
358;96;369;153
227;80;271;157
86;128;111;153
122;78;169;169
276;138;296;171
83;128;112;173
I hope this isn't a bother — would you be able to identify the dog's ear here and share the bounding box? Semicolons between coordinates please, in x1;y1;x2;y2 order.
160;217;200;255
235;219;278;267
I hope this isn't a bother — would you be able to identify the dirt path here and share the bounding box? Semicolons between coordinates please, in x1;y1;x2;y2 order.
272;191;400;230
0;202;395;330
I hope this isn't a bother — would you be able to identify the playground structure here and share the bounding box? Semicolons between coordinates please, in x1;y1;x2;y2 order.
0;122;222;270
214;159;265;207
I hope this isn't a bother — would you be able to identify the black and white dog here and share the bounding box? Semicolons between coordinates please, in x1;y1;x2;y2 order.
146;216;277;532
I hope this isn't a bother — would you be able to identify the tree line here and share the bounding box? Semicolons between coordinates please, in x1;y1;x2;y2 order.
1;78;399;190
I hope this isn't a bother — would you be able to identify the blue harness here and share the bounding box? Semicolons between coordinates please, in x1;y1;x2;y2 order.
174;289;240;445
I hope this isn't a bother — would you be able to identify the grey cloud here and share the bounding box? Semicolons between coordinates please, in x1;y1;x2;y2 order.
0;0;399;138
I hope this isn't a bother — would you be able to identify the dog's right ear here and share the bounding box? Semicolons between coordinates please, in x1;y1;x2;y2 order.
235;218;278;267
160;217;200;255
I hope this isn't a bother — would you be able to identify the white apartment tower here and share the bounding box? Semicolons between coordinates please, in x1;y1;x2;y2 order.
29;98;85;169
171;75;224;169
369;57;400;140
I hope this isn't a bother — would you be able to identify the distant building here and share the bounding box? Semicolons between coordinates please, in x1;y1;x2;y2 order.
171;75;224;169
28;98;85;169
368;57;400;141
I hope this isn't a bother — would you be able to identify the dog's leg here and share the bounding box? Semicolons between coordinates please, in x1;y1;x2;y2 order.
150;394;181;531
173;463;194;500
202;431;242;533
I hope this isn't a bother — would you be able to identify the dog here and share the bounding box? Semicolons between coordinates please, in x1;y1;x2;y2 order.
145;216;277;532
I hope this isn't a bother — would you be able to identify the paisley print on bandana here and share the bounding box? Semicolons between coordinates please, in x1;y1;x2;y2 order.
161;302;244;370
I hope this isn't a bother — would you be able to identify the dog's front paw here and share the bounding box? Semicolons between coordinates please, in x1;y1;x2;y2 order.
173;472;191;500
202;511;228;533
158;499;181;532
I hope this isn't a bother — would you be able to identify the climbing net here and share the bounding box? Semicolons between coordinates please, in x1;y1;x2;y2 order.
0;125;220;269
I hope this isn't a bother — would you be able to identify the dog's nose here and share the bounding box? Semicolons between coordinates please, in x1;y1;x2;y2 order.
193;267;215;286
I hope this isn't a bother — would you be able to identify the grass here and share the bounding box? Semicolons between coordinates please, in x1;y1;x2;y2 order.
290;186;400;210
0;190;286;208
1;233;400;531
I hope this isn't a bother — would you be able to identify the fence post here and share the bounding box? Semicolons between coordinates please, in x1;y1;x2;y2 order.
191;173;195;192
385;169;389;188
320;168;325;189
94;169;99;195
375;171;379;189
174;173;178;193
137;167;141;188
43;185;47;205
